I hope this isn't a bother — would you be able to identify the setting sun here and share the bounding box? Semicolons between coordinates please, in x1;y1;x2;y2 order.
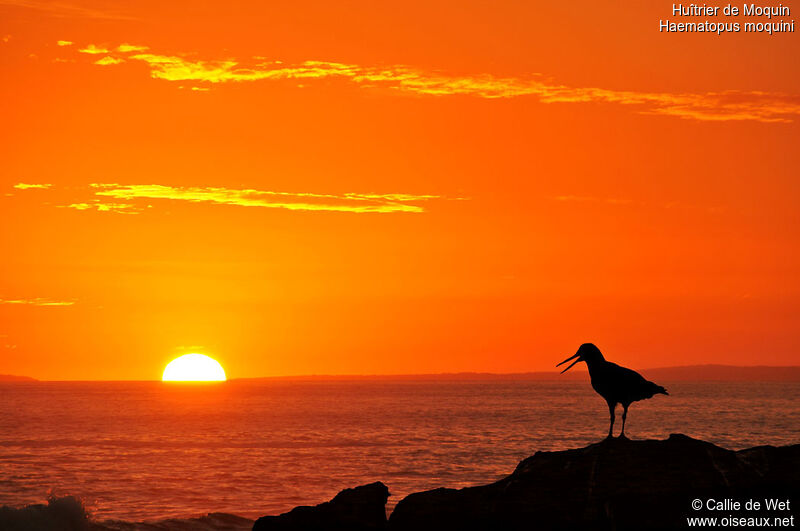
162;354;226;382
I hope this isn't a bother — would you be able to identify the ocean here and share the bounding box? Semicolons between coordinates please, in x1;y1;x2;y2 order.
1;380;798;528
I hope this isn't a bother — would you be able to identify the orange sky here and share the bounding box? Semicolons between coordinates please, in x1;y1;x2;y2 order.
1;1;798;380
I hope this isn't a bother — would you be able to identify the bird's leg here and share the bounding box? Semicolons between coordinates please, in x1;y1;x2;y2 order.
606;402;616;439
619;404;629;439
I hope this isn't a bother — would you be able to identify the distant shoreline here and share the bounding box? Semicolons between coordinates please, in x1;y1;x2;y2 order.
0;374;37;382
234;365;800;382
5;365;800;382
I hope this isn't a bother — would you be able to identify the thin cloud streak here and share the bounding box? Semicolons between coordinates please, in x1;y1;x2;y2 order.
62;202;140;213
117;43;148;52
90;184;438;213
0;298;75;306
12;183;448;214
14;183;52;189
94;56;123;65
63;43;800;123
78;44;109;54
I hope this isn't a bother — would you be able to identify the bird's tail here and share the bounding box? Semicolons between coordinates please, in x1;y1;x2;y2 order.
647;381;669;396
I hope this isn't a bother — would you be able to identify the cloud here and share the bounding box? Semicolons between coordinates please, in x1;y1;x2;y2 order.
0;0;134;20
62;202;139;213
61;44;800;123
117;43;148;52
0;298;75;307
56;40;72;46
127;55;361;84
14;182;448;214
90;184;439;213
13;183;52;189
78;44;109;54
94;56;123;66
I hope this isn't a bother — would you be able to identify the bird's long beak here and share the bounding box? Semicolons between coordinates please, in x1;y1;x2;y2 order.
556;353;581;374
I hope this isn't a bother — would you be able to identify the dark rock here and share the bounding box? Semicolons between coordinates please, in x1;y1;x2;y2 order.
388;434;799;531
253;481;389;531
0;495;90;531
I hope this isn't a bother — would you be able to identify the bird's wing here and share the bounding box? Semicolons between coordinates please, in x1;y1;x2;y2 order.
607;362;649;385
607;362;668;399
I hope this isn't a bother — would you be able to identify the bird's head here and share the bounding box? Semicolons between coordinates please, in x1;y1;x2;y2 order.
556;343;604;373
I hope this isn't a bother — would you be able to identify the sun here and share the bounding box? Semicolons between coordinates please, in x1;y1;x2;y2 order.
162;353;226;382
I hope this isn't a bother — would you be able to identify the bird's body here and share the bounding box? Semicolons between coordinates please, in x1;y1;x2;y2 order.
557;343;668;438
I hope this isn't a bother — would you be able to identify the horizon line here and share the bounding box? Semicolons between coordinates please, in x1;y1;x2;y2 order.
4;363;800;382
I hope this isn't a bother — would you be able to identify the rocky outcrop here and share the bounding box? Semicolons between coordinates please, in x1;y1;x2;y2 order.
387;434;800;530
0;495;90;531
249;436;798;531
252;481;389;531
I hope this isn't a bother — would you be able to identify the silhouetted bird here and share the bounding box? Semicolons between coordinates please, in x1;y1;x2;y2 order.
557;343;668;438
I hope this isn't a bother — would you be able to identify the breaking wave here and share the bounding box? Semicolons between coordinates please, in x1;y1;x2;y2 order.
0;496;253;531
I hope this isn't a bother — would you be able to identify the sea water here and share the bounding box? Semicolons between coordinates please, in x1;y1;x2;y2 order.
0;380;798;525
